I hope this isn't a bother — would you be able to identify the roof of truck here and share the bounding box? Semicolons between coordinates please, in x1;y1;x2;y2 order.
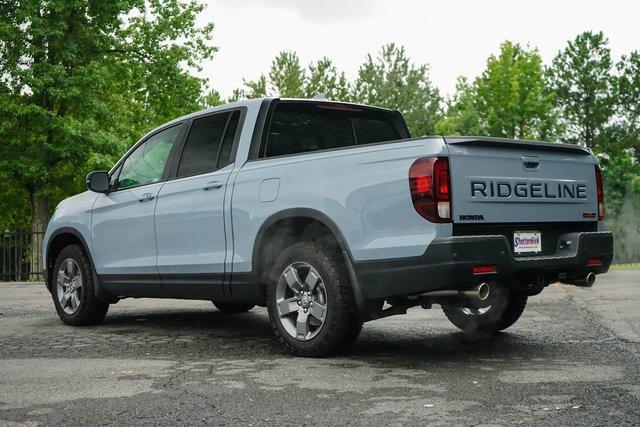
138;97;398;144
164;97;393;125
141;99;590;155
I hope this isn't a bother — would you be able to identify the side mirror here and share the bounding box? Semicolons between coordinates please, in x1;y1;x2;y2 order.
86;171;110;193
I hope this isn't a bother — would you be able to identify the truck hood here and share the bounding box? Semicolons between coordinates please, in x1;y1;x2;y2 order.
54;191;99;217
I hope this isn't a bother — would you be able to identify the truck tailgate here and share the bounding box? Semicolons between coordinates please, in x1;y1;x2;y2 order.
446;137;598;224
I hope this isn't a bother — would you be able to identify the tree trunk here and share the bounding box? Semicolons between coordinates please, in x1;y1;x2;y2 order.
30;196;48;280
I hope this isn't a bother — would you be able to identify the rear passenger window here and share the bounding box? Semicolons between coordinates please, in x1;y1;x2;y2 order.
265;103;354;157
217;110;241;169
263;102;406;158
177;113;230;178
353;117;402;145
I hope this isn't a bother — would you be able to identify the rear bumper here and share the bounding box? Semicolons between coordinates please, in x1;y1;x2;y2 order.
352;231;613;300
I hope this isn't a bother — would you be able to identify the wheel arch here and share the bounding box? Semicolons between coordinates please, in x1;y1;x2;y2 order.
252;208;352;280
251;208;368;312
45;228;113;303
46;228;89;291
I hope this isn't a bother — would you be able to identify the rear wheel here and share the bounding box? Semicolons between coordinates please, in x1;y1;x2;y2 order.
441;285;527;333
266;242;362;357
211;301;255;313
51;244;109;326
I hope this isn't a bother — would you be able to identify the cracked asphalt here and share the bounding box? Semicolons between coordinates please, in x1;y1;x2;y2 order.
0;270;638;425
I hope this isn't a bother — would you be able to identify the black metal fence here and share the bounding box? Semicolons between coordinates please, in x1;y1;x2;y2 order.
1;231;44;281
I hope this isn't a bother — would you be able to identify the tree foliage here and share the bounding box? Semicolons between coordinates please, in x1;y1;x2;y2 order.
475;42;557;139
305;58;350;101
269;51;306;98
434;77;482;136
547;31;615;149
437;42;556;139
231;52;350;102
352;44;442;136
2;16;640;261
598;150;640;217
617;50;640;159
607;194;640;263
231;44;442;137
0;0;215;231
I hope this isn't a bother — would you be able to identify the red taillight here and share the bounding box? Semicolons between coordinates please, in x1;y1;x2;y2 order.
473;264;496;275
587;257;602;267
409;157;451;223
415;176;432;194
595;164;605;221
435;159;450;200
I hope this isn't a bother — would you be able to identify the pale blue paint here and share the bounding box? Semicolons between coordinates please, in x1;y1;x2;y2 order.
154;164;233;275
448;143;597;223
259;178;280;203
43;98;600;287
91;183;164;275
229;137;450;273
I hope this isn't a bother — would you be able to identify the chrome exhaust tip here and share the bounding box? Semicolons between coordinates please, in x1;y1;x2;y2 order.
449;282;491;301
573;272;596;288
477;282;490;301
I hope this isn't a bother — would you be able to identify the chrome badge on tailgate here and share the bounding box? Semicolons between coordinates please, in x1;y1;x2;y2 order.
470;179;588;201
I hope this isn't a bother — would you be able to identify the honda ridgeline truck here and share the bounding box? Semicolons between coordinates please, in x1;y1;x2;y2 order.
43;98;613;356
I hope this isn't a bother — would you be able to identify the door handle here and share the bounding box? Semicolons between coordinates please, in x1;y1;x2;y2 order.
202;181;223;191
138;193;155;202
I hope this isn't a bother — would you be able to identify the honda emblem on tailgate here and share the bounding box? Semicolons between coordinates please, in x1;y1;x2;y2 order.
459;214;485;221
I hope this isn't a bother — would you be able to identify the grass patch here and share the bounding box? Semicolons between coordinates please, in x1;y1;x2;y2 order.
610;263;640;271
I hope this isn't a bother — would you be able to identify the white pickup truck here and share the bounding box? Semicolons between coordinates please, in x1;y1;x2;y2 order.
43;98;613;356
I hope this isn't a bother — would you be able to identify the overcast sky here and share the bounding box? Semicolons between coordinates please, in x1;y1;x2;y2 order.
199;0;639;98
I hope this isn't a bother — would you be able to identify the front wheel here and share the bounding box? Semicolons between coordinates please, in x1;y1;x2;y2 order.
51;244;109;326
442;286;527;334
266;242;362;357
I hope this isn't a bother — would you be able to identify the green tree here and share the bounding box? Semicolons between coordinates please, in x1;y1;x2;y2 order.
608;194;640;263
598;150;640;217
100;0;216;147
474;41;557;140
617;51;640;159
548;31;615;149
244;74;268;99
437;42;557;140
435;77;483;136
226;74;267;102
269;51;306;98
229;44;441;136
305;57;350;101
229;54;349;102
352;44;442;136
203;88;224;108
0;0;215;235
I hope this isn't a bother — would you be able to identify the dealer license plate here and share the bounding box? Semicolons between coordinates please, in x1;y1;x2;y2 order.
513;231;542;254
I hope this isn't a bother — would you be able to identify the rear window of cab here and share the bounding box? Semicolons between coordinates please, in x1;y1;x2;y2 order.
262;102;409;158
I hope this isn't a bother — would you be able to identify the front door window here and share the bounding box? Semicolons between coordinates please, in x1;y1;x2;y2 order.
116;125;181;190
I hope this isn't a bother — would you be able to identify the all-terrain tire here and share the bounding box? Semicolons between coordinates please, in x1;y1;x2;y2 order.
266;242;362;357
442;290;527;333
51;244;109;326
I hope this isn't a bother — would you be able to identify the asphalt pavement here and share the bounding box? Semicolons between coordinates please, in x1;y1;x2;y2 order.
0;271;638;425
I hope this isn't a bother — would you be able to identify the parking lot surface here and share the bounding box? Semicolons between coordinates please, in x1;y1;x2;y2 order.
0;271;639;425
